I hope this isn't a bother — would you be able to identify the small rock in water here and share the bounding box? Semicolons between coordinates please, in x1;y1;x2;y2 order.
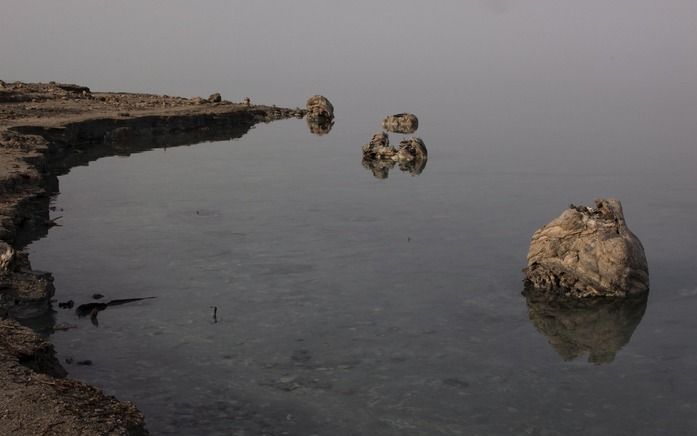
92;293;104;300
382;113;419;134
76;359;93;366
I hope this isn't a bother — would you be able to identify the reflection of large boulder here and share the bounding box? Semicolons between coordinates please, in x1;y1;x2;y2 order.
524;289;648;364
524;199;649;298
382;113;418;134
306;95;334;121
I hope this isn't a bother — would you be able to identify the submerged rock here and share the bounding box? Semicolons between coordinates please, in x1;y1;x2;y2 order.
306;95;334;121
382;113;418;134
524;288;647;364
524;198;649;298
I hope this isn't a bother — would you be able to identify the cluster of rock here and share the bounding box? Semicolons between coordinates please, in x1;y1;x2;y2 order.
524;198;649;298
361;113;428;178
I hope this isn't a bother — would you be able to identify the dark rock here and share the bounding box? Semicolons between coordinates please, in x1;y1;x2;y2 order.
208;93;222;103
524;198;649;298
54;83;91;94
92;293;104;300
58;300;74;309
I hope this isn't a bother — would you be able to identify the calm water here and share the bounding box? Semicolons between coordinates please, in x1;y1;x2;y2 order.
14;1;697;435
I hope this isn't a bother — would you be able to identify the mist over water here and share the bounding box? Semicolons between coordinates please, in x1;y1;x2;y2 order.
5;1;697;434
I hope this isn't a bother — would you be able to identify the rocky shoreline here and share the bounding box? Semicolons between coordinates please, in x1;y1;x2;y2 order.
0;81;305;435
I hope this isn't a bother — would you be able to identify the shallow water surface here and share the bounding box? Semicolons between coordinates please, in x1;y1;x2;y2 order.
18;1;697;435
28;113;697;435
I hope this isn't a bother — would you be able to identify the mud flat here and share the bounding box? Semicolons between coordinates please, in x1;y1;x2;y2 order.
0;81;304;435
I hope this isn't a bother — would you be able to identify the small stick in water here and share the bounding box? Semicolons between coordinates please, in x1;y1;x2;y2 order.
211;306;218;323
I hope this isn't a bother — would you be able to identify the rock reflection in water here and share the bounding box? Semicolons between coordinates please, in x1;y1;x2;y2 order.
382;113;419;134
306;117;334;136
361;153;428;179
361;134;428;179
523;288;648;364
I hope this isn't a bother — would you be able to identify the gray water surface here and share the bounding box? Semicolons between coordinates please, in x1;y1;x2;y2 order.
15;1;697;435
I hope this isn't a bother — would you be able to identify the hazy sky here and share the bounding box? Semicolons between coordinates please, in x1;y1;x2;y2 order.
2;1;695;101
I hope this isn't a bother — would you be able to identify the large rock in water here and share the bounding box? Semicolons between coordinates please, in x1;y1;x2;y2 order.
524;198;649;298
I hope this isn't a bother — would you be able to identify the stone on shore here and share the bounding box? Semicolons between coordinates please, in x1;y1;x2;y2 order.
208;92;222;103
524;198;649;298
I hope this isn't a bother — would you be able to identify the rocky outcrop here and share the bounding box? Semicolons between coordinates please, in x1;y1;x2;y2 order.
524;199;649;298
382;113;418;134
306;95;334;121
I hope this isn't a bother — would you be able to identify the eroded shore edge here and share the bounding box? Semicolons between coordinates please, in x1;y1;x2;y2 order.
0;82;305;435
